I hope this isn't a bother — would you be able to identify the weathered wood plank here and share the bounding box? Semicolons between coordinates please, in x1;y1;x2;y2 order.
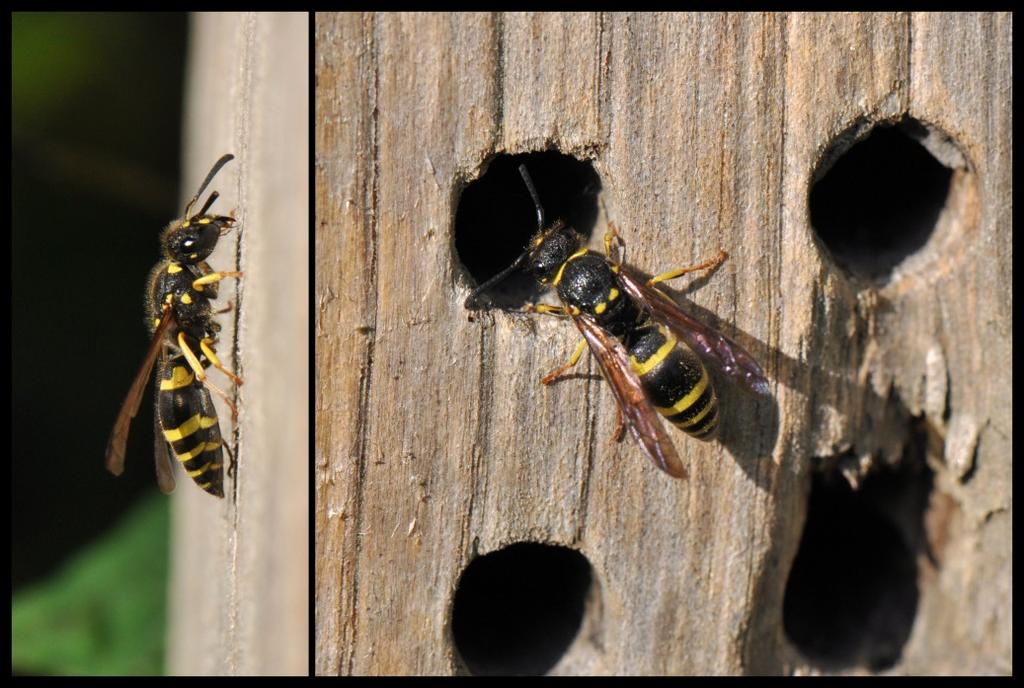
317;12;1010;675
168;12;309;676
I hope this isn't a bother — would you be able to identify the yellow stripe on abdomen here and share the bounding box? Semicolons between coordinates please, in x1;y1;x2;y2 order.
629;334;678;376
164;414;202;442
159;365;194;391
654;367;710;417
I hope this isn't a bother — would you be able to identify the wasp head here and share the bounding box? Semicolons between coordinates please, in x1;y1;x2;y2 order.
162;154;238;265
528;220;581;284
161;212;236;265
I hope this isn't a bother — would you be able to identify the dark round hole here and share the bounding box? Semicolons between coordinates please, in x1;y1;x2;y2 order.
809;118;954;283
783;452;932;671
450;542;592;676
456;151;600;310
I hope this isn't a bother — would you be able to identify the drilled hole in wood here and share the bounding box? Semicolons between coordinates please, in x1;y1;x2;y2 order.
450;542;592;676
809;117;968;284
783;426;936;672
456;151;601;310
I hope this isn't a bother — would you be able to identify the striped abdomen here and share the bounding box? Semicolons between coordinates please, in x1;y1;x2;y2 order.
627;324;719;440
157;354;225;497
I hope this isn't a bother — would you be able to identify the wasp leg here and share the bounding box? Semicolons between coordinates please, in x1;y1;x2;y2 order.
201;374;239;421
541;339;588;385
176;332;243;389
199;338;243;386
192;270;244;292
223;440;236;479
648;250;729;286
178;332;209;381
525;303;572;318
604;221;627;267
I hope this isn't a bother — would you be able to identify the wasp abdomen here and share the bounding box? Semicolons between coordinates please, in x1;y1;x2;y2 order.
627;325;719;440
157;355;225;497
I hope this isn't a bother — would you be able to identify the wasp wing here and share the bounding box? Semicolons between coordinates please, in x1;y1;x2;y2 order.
573;313;688;479
105;307;177;477
152;356;177;494
617;268;770;397
152;418;177;494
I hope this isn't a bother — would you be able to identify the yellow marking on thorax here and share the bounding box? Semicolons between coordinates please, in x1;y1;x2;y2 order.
551;249;589;286
654;367;711;417
180;293;192;305
594;287;621;314
167;263;183;274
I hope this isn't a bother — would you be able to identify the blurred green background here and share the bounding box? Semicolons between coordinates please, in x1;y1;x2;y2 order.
12;12;190;675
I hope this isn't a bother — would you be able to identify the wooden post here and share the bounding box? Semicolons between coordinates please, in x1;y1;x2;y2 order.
167;12;309;676
316;13;1010;675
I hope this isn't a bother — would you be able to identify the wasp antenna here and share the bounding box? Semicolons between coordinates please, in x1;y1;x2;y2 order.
518;164;545;233
197;190;220;217
464;249;530;310
184;153;234;219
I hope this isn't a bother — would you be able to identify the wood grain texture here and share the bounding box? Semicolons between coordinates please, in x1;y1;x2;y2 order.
167;12;309;676
316;12;1010;675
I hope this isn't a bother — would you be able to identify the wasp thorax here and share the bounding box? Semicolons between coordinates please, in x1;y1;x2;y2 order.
529;222;581;283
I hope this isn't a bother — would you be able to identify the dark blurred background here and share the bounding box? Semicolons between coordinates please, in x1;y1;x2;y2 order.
12;12;191;674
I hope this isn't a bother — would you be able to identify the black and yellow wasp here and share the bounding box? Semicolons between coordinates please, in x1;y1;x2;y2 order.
465;165;769;479
106;154;243;497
